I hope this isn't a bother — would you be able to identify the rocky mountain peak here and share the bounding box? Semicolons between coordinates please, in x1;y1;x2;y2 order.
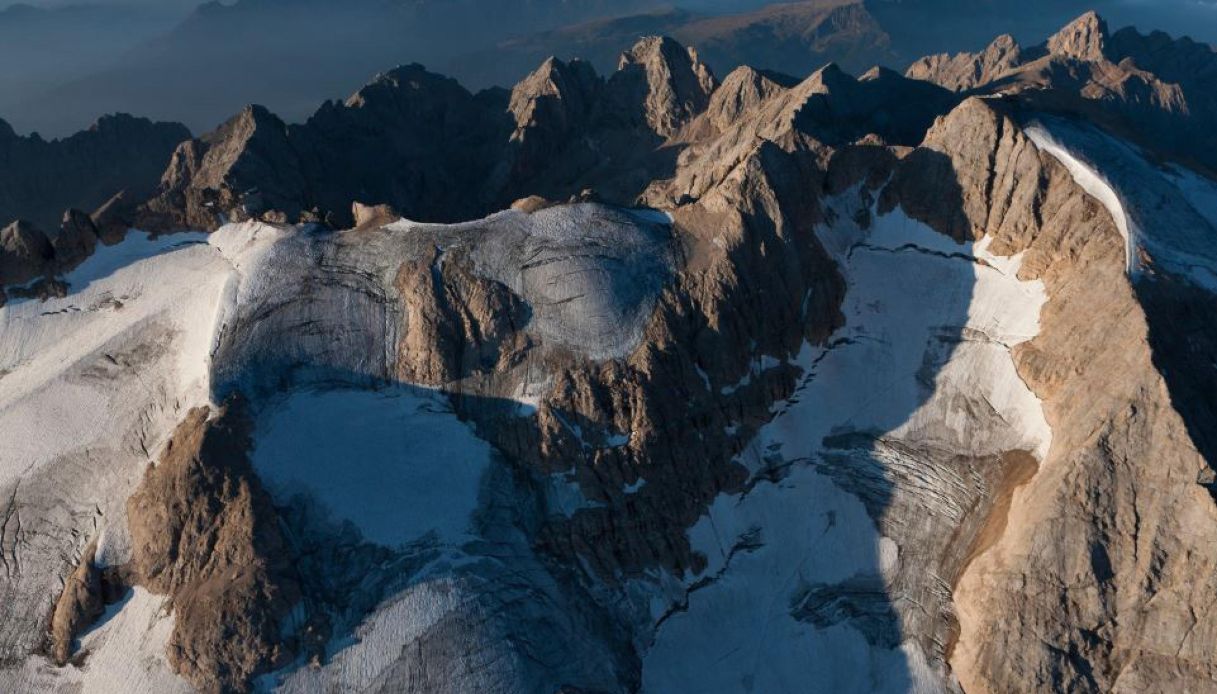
801;61;853;94
609;35;717;137
905;33;1023;91
705;65;798;132
783;62;955;146
344;63;473;110
1047;10;1110;62
0;219;53;286
509;56;601;138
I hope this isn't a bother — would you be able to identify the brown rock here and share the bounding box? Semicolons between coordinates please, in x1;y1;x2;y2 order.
47;539;105;667
350;201;400;230
51;209;98;269
126;401;300;693
606;36;717;138
0;219;53;286
394;250;530;386
703;65;797;133
139;105;306;231
91;190;135;245
1046;11;1110;63
510;195;555;213
905;34;1023;91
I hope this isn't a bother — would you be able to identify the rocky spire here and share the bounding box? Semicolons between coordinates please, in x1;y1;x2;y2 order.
905;33;1023;91
1047;10;1110;62
705;66;798;132
0;219;53;286
509;56;601;139
608;35;717;137
141;104;306;230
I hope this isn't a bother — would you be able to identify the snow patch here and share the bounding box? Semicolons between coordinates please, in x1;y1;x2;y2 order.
75;588;190;694
1028;117;1217;292
251;386;494;549
641;198;1051;693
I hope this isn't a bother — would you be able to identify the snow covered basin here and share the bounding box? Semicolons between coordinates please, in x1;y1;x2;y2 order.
251;386;494;548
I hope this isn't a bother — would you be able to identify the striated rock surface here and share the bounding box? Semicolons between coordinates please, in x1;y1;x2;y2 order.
906;34;1023;91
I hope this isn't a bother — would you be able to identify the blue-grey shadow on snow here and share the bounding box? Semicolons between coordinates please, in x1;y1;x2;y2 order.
2;231;209;307
664;146;1037;692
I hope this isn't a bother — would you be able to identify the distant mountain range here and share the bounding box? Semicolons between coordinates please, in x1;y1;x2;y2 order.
2;0;1213;137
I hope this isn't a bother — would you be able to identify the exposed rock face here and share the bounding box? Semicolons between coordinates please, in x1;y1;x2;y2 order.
1045;10;1108;63
0;220;53;286
47;540;105;667
89;190;137;245
126;402;300;693
139;66;513;231
50;210;99;268
607;36;717;138
509;57;601;152
132;36;722;233
904;10;1217;173
906;34;1023;91
0;114;189;232
140;105;305;231
704;65;799;133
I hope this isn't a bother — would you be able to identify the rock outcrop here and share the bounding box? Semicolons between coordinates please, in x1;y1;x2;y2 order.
0;220;53;286
125;402;301;693
46;540;105;667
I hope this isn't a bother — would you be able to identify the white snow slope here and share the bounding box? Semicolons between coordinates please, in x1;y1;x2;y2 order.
1027;117;1217;292
0;221;502;691
0;208;665;694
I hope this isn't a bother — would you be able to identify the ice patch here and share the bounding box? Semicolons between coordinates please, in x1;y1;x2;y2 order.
272;578;463;694
623;207;675;225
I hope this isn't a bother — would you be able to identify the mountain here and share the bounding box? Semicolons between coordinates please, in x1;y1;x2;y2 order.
0;2;185;136
6;0;1213;138
4;0;665;136
0;114;190;232
908;11;1217;173
2;11;1217;694
451;0;896;89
